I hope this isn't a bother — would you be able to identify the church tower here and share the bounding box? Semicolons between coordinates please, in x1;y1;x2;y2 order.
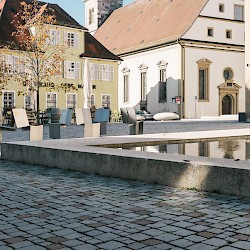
84;0;122;34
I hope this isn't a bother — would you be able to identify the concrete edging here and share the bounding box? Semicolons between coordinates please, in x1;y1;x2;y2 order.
2;143;250;197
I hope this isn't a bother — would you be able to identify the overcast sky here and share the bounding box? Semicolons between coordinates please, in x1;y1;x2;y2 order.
46;0;134;26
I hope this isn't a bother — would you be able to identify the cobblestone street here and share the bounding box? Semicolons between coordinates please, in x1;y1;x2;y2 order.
1;120;250;249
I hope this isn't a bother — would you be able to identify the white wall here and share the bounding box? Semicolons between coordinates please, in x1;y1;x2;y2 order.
201;0;244;19
184;47;245;118
85;0;98;34
118;44;182;114
182;17;244;46
183;0;244;46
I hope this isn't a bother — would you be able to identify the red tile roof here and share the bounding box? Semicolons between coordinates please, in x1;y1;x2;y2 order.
94;0;209;55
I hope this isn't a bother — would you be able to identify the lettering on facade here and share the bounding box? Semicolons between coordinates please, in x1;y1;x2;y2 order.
39;82;55;88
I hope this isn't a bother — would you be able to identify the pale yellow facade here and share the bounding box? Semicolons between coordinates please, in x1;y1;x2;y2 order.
1;26;119;114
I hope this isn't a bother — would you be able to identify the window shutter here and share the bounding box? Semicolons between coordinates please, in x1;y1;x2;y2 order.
13;56;19;73
99;65;103;80
75;62;80;79
75;33;80;48
64;31;68;44
49;29;54;44
110;65;114;81
82;61;84;79
64;61;68;78
0;54;4;72
20;57;25;74
56;30;60;45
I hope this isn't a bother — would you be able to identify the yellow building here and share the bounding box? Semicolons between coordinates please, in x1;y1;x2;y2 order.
0;0;121;117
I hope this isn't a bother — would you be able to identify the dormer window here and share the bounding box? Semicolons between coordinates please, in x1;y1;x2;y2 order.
207;27;214;37
219;3;224;13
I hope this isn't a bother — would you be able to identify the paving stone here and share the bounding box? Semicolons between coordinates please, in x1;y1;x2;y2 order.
231;241;250;249
97;240;125;250
1;122;250;249
203;238;228;247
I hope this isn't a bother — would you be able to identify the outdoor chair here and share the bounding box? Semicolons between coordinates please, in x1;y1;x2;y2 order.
83;108;100;138
120;107;144;135
12;108;43;141
92;108;110;135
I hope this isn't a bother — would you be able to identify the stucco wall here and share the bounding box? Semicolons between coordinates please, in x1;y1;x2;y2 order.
184;47;245;118
118;44;182;114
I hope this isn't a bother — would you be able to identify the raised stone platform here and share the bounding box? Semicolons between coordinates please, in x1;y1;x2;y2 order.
2;128;250;197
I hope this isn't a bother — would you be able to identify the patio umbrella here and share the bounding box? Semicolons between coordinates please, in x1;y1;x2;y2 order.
83;58;92;108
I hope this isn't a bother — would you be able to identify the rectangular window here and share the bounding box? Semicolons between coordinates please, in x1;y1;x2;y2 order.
199;69;208;100
159;68;167;102
123;74;129;103
101;94;111;108
91;94;95;106
219;3;224;12
64;32;79;48
90;63;99;80
226;29;232;39
234;5;244;21
46;93;57;109
99;64;114;81
24;95;33;110
207;27;214;37
3;91;14;109
66;93;76;109
140;72;147;101
64;61;80;79
49;29;60;45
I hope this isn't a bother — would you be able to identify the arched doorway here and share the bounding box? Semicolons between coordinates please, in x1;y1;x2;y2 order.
222;94;233;115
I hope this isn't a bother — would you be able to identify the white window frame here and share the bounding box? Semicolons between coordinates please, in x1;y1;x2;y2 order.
49;29;60;45
66;93;77;109
46;92;57;109
90;63;99;80
23;94;34;110
99;64;114;81
122;67;130;104
2;90;15;109
64;61;81;79
101;94;111;108
64;31;79;48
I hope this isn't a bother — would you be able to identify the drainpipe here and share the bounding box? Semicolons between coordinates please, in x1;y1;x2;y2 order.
178;39;185;119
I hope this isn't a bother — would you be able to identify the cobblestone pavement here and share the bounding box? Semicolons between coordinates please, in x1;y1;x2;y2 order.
1;120;250;249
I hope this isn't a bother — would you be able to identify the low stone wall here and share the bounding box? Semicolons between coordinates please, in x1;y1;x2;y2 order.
2;142;250;197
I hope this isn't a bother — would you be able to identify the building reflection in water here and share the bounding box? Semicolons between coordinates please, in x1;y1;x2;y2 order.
121;139;250;161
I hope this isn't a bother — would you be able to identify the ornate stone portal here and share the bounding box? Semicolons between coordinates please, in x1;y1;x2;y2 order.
218;81;241;115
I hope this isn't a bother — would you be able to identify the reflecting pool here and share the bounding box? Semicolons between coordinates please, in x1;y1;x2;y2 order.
121;139;250;161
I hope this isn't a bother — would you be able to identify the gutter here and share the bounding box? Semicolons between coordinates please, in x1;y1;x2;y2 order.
178;39;185;119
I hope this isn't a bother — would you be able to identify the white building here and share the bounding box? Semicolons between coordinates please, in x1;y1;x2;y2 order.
246;0;250;122
95;0;245;118
84;0;122;34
